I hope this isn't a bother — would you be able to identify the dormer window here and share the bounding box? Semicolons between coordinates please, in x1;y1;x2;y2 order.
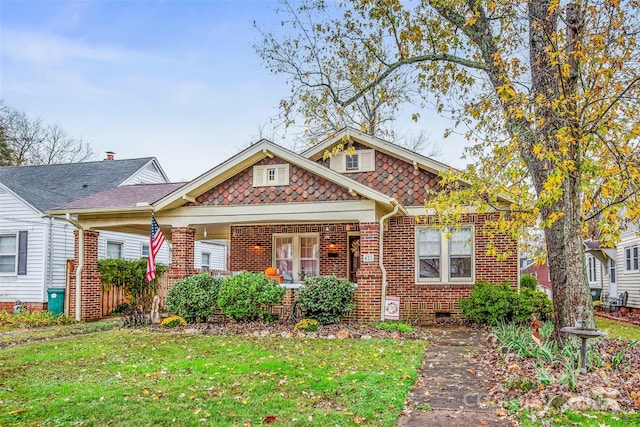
346;154;359;171
253;164;290;187
329;149;375;173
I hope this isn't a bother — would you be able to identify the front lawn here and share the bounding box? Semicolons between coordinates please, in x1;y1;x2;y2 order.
596;316;640;341
0;329;425;426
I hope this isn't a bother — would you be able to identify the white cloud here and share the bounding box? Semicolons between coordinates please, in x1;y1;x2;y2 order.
2;30;133;64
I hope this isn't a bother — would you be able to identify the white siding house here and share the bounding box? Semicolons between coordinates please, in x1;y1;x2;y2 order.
0;157;227;311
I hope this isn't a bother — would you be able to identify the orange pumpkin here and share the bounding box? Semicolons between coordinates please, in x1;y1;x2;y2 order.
265;267;277;276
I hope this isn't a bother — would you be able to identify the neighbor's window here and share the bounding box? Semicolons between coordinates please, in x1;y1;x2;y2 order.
0;234;17;274
106;241;123;259
273;234;319;282
587;255;597;283
416;227;474;283
202;252;210;271
609;258;616;284
141;244;150;258
624;244;639;272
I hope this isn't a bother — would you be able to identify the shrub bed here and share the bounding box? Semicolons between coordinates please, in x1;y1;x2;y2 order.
217;272;284;321
297;275;355;325
165;273;223;323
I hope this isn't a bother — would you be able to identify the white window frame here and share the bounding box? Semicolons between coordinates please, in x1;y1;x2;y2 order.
624;244;639;272
329;149;375;173
141;243;150;258
587;254;597;284
609;258;616;284
0;233;18;275
415;226;474;284
106;241;123;259
201;252;210;271
272;233;319;282
253;164;290;187
346;153;359;171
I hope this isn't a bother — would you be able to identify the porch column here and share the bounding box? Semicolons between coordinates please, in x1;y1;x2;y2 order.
168;227;197;287
71;229;102;321
355;222;382;321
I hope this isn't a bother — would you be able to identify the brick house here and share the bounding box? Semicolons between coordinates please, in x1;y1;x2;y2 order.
49;128;519;321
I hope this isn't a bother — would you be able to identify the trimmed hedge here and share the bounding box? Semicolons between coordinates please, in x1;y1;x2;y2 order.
297;275;355;325
217;272;285;321
165;273;223;323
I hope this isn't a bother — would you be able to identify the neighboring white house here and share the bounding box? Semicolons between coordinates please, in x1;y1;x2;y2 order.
0;157;226;311
585;225;639;310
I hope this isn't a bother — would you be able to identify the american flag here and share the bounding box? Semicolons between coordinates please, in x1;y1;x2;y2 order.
146;216;165;282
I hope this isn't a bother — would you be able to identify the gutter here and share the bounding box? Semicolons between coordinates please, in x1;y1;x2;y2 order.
65;213;83;321
379;199;406;321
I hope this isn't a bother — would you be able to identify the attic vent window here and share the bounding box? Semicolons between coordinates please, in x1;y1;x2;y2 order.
253;164;290;187
329;149;375;173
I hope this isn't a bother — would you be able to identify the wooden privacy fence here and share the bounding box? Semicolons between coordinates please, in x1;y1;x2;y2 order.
101;272;170;317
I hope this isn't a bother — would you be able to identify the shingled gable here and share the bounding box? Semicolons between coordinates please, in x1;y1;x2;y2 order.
153;139;404;213
301;127;457;177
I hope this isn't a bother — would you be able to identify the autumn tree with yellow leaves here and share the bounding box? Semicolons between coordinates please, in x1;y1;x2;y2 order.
258;0;640;343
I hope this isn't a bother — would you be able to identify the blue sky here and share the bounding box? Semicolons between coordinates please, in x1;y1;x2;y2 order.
1;0;466;181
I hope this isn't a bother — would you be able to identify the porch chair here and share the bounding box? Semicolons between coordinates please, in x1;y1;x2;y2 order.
604;291;628;312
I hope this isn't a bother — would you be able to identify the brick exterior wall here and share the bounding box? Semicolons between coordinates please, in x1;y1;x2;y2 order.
168;227;197;286
70;230;102;321
317;142;441;206
0;302;47;312
191;157;364;206
384;214;519;321
229;223;359;278
355;222;382;320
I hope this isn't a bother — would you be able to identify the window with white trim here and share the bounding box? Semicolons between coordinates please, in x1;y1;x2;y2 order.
609;258;616;284
273;233;319;282
0;234;17;274
624;244;639;272
141;244;150;258
416;227;474;283
106;241;123;259
329;149;375;173
253;164;290;187
201;252;210;271
587;254;597;284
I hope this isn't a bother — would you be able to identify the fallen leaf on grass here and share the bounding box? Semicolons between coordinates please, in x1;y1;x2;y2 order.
9;409;25;415
263;415;277;424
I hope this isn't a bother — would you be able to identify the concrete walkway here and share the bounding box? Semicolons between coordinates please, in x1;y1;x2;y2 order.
398;326;512;427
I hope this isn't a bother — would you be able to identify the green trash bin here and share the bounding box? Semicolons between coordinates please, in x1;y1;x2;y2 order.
47;288;65;315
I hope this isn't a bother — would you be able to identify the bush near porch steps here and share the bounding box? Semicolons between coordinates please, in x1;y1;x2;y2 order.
217;272;285;321
298;275;355;325
459;281;553;325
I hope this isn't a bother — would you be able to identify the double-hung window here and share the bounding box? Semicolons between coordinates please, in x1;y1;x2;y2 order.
106;241;123;259
0;234;17;274
201;253;210;271
141;244;150;258
587;255;597;284
416;227;474;283
624;244;639;272
273;233;319;282
609;258;616;284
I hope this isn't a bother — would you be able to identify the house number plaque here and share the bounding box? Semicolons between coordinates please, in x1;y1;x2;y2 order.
362;253;374;263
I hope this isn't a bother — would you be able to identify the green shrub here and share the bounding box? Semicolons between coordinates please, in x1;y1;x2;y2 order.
459;281;553;325
375;321;414;333
217;272;284;321
0;310;76;328
520;274;538;291
99;258;168;308
297;275;355;325
166;273;223;323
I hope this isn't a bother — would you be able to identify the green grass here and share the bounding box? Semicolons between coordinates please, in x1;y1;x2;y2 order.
596;316;640;341
0;320;119;347
0;329;425;426
520;410;640;426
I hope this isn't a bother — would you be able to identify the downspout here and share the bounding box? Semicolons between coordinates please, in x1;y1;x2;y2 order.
379;199;403;321
65;213;83;321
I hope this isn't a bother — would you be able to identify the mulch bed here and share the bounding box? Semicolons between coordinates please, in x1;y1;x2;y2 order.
596;311;640;327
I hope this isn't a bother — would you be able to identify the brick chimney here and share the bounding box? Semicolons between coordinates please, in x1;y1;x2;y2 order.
105;151;115;160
